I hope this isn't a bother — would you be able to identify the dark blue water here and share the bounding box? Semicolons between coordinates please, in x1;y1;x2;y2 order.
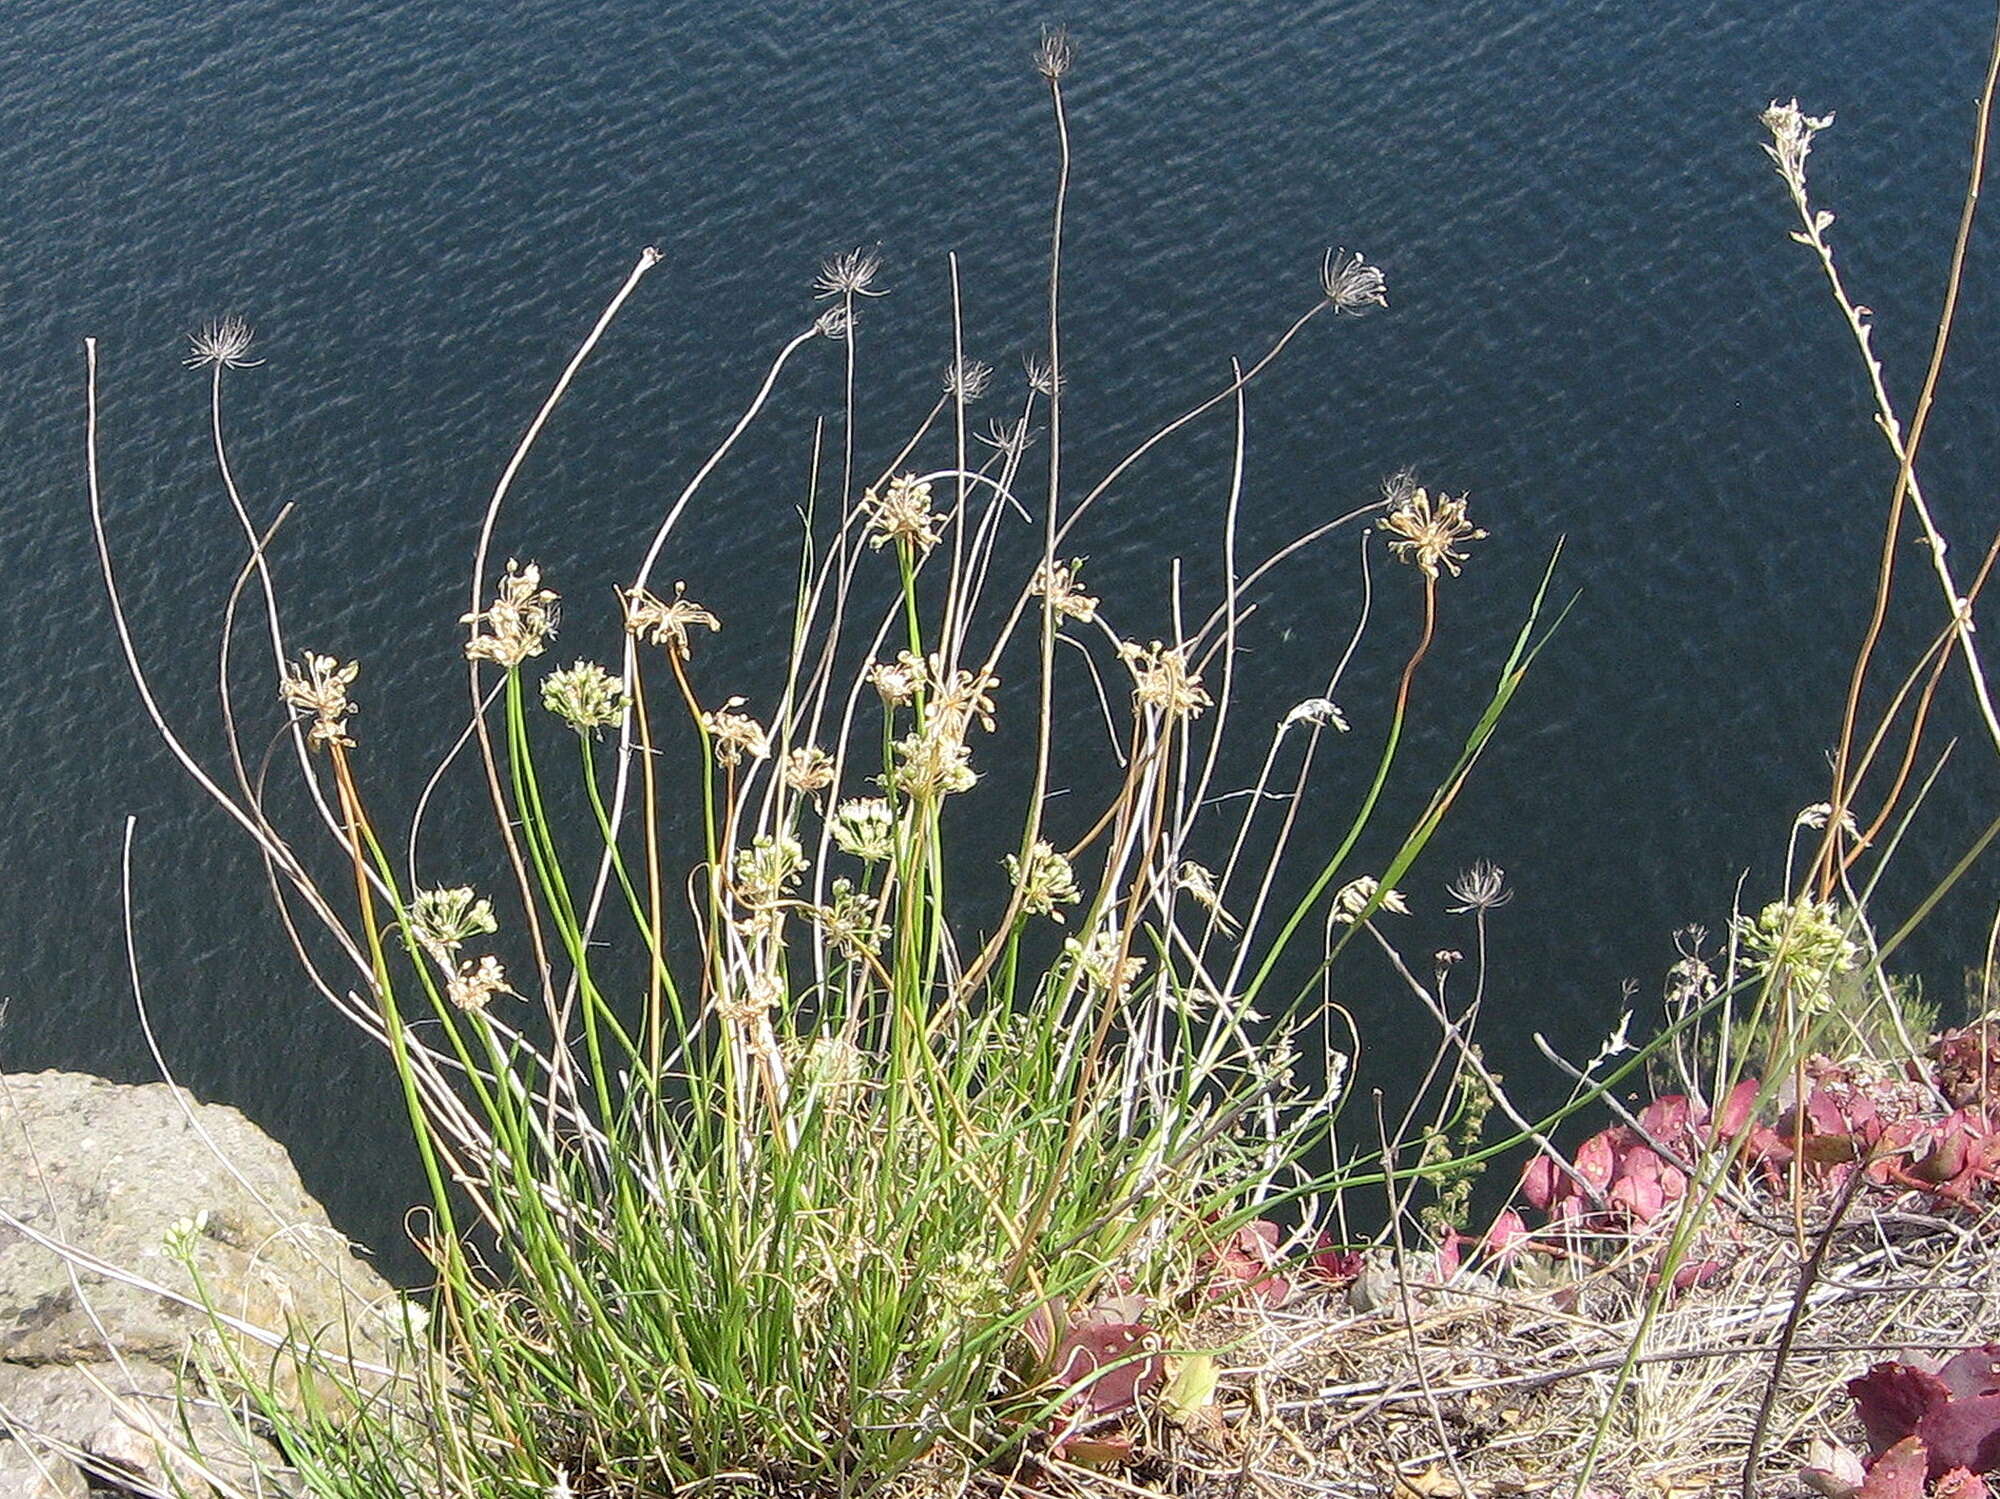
2;0;1996;1282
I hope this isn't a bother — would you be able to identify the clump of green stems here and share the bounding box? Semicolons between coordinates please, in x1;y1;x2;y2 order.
90;40;1572;1499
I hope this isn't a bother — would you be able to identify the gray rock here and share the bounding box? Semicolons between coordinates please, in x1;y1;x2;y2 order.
0;1434;88;1499
0;1070;411;1493
0;1358;292;1497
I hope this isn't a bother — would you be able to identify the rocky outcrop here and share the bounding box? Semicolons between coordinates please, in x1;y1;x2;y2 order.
0;1071;410;1496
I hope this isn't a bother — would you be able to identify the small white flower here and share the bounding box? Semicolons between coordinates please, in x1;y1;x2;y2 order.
542;661;627;736
162;1209;210;1262
830;798;897;863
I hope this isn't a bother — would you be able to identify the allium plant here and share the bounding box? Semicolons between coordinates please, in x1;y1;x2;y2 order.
87;38;1558;1499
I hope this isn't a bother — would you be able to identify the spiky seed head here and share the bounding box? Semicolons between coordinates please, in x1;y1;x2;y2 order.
783;745;836;794
814;247;887;300
942;357;994;402
185;317;263;370
864;474;942;553
1031;558;1097;622
1445;860;1512;914
1023;355;1062;396
867;651;924;707
1034;26;1074;80
1118;640;1212;719
1321;249;1388;314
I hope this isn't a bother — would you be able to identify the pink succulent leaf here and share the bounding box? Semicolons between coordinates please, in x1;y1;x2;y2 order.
1306;1235;1365;1284
1665;1256;1723;1293
1807;1086;1854;1136
1850;1361;1953;1455
1638;1093;1700;1148
1520;1153;1563;1212
1052;1303;1163;1417
1936;1347;2000;1402
1576;1128;1630;1189
1054;1433;1134;1468
1854;1437;1931;1499
1935;1470;1992;1499
1198;1222;1292;1306
1435;1232;1463;1280
1608;1145;1667;1223
1717;1078;1762;1139
1483;1208;1530;1261
1917;1393;2000;1478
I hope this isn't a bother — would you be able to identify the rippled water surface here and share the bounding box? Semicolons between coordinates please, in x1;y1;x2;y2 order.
2;0;1996;1277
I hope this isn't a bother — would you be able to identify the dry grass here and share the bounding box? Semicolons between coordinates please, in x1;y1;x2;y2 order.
1002;1201;2000;1499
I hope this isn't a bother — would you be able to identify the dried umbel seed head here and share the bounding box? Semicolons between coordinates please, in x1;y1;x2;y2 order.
463;560;559;668
942;358;993;403
830;798;897;863
1005;841;1081;921
783;745;836;794
1030;558;1097;623
864;474;942;554
1796;801;1860;837
542;661;627;736
1378;487;1487;579
1118;640;1212;720
280;652;360;749
814;247;888;300
1332;876;1409;924
1034;25;1074;81
1022;355;1062;397
623;582;720;660
867;651;924;707
978;416;1033;459
702;698;769;767
408;886;498;958
1445;860;1512;914
185;316;262;371
925;658;998;738
1320;249;1388;314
